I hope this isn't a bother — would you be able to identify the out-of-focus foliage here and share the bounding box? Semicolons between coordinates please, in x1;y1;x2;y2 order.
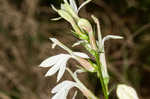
0;0;150;99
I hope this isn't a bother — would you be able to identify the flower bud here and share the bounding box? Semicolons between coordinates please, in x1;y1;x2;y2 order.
78;18;93;33
78;18;97;50
116;84;139;99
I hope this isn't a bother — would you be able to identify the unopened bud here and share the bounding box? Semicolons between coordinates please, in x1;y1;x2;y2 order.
78;18;97;50
78;18;93;33
58;10;83;37
116;84;139;99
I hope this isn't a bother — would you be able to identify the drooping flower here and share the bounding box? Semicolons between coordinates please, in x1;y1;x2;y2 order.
39;52;89;82
51;80;78;99
116;84;139;99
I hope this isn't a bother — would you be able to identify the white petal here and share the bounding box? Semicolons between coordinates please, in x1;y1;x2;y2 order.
72;91;78;99
102;35;123;46
45;56;65;76
39;55;61;67
117;84;139;99
51;81;77;94
69;0;78;13
73;52;89;58
45;61;61;77
77;0;91;14
52;91;66;99
57;55;71;82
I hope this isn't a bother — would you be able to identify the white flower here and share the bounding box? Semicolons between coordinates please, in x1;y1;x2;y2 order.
39;52;89;82
51;80;78;99
116;84;139;99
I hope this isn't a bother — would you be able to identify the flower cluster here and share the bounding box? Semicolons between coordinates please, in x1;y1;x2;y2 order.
39;0;139;99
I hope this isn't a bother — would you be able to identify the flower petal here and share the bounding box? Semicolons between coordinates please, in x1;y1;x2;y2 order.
45;56;65;76
52;91;66;99
51;81;77;94
39;55;61;67
45;63;60;77
73;52;89;58
57;55;71;82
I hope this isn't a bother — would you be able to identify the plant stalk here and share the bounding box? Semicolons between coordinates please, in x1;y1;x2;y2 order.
95;54;109;99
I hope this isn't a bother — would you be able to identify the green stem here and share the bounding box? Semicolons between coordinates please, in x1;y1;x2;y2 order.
95;54;109;99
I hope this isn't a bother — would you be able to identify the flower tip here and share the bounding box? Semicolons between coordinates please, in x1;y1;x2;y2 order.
116;36;124;39
108;35;123;39
52;43;57;49
56;78;60;82
39;64;43;67
39;63;46;67
44;73;49;77
49;37;55;41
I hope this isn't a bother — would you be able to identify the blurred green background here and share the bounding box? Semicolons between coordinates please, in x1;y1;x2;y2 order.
0;0;150;99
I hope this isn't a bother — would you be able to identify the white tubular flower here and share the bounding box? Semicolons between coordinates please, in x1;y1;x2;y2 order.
51;80;78;99
39;52;89;82
116;84;139;99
